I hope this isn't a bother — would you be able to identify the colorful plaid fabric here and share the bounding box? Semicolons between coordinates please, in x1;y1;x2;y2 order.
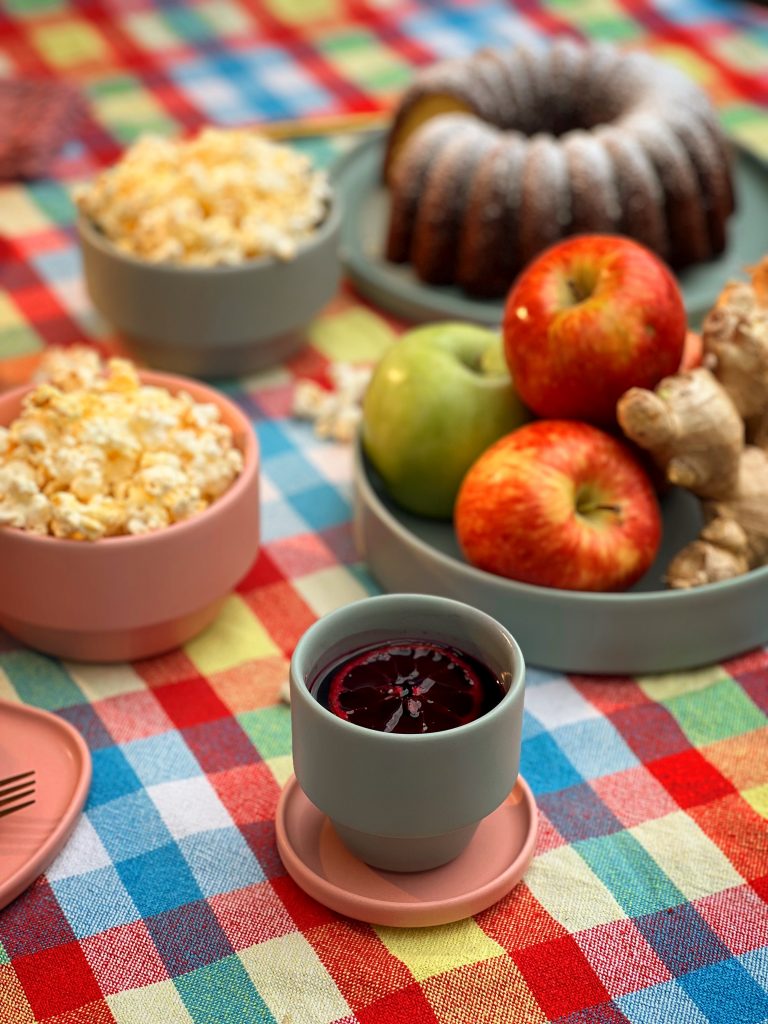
1;2;768;1022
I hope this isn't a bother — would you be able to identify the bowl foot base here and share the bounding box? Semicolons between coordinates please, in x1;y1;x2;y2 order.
0;599;224;662
119;330;308;378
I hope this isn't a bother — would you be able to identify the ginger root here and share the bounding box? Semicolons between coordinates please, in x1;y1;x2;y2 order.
665;446;768;588
702;258;768;442
618;368;743;499
617;258;768;588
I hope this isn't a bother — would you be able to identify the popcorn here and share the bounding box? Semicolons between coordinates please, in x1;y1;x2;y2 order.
32;345;104;391
0;357;243;540
74;127;332;267
292;363;372;443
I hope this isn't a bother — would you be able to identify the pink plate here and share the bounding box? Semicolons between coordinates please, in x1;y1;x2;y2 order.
0;700;91;910
276;774;538;928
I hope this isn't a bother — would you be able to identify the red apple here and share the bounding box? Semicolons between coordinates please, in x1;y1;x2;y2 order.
455;420;661;591
503;235;687;425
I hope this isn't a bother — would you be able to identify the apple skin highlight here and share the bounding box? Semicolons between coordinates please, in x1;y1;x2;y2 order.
455;420;662;592
503;235;687;426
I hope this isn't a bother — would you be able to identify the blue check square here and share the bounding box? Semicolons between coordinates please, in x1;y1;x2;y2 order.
523;666;565;688
739;949;768;990
32;248;79;284
88;789;174;862
522;709;546;741
255;420;296;459
290;484;350;532
680;960;768;1024
537;783;623;842
260;497;310;542
86;747;143;808
263;450;325;498
117;843;203;918
51;866;140;939
618;980;709;1024
520;733;583;796
399;11;481;59
146;900;233;977
256;50;332;112
179;827;265;898
57;704;114;750
122;731;202;788
635;904;730;975
552;718;639;780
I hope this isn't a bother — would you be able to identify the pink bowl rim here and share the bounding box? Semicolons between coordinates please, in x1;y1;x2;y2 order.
0;368;259;550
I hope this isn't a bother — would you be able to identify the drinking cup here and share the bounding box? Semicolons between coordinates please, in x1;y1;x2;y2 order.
289;594;525;871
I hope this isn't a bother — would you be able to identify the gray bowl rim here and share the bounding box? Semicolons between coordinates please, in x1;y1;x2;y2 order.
354;436;768;609
76;191;341;276
291;592;526;744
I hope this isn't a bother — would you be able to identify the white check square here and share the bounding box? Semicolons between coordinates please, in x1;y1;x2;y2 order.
147;776;233;839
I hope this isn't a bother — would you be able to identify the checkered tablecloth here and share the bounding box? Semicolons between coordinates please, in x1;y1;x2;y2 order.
1;2;767;1023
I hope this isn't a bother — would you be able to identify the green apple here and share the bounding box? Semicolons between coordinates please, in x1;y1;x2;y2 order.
362;322;530;519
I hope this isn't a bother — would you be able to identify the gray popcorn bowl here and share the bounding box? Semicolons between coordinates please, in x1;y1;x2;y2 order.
353;439;768;675
77;197;341;378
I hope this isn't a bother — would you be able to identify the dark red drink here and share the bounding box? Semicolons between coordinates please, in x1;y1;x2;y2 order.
310;639;506;734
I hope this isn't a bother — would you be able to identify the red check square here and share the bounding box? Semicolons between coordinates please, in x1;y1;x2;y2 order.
477;882;567;952
309;920;412;1011
12;284;63;319
209;761;280;824
513;934;610;1019
210;882;295;951
81;920;168;995
648;749;736;808
695;885;768;955
154;676;230;728
270;875;337;932
575;919;671;997
243;582;316;655
356;984;439;1024
14;942;101;1019
42;998;116;1024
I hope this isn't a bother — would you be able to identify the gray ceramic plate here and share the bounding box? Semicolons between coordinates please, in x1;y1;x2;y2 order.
332;134;768;329
353;441;768;674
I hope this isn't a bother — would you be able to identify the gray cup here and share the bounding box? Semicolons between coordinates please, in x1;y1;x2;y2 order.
289;594;525;872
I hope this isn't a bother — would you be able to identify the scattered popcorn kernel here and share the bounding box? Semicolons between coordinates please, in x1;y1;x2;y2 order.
292;363;372;443
0;356;244;540
74;127;332;268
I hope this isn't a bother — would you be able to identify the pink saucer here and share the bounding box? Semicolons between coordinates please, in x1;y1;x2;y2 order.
0;700;91;910
275;774;538;927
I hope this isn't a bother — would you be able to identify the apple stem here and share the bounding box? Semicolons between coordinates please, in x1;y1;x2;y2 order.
580;503;622;515
567;277;592;304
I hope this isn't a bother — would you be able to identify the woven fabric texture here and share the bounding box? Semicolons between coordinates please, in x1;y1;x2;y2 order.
0;2;767;1023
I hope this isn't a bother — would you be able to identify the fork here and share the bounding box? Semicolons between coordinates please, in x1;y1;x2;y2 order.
0;771;35;819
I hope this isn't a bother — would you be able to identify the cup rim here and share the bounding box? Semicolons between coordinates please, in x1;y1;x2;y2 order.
76;190;340;277
0;369;259;550
290;594;525;743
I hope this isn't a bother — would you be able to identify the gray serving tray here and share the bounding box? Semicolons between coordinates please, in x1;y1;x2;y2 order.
332;134;768;329
353;441;768;674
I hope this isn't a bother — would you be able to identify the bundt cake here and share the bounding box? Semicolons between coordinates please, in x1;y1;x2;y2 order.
384;39;735;297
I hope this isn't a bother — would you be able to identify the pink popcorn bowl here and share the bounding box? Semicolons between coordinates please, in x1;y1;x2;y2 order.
0;371;260;662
